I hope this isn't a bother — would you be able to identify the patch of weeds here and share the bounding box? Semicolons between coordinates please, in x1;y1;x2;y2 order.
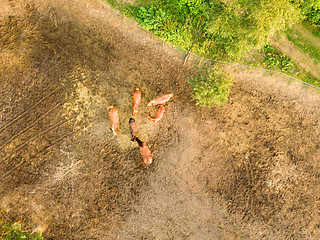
187;67;233;107
263;44;296;73
300;72;320;87
1;217;43;240
299;1;320;30
101;0;121;8
286;29;320;64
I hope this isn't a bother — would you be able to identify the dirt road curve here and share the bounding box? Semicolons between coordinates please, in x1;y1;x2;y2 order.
1;0;320;239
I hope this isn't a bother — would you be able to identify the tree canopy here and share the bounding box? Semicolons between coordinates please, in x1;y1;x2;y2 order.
125;0;302;59
208;0;302;58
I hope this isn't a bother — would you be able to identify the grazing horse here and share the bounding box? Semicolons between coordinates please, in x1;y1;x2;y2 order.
129;117;137;141
147;93;173;107
148;105;165;123
135;137;152;165
108;106;119;135
132;88;141;116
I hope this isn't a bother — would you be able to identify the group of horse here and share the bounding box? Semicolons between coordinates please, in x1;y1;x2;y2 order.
107;89;173;165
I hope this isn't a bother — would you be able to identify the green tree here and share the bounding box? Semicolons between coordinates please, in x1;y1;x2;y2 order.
124;0;302;59
209;0;302;59
297;0;320;26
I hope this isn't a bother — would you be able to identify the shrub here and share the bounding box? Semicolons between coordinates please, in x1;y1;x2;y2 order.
187;67;233;107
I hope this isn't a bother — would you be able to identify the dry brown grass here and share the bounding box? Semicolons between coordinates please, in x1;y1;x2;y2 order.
0;0;320;239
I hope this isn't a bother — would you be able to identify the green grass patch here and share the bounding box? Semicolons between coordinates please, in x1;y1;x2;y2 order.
101;0;122;8
1;223;43;240
286;29;320;64
301;72;320;87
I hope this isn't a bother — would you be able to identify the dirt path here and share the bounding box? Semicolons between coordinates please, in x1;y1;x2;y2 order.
1;0;320;239
270;25;320;79
295;24;320;50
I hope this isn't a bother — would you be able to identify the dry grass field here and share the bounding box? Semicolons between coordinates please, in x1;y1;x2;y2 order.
1;0;320;239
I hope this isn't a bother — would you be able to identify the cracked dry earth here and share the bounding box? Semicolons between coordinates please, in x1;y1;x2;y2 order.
1;0;320;239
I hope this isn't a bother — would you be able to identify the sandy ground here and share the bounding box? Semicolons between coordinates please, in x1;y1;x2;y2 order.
1;0;320;239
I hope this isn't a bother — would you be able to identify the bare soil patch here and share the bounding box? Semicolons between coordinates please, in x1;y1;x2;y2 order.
1;0;320;239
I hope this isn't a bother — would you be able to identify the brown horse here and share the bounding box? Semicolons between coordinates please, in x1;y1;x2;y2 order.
107;106;119;135
147;93;173;107
148;105;165;123
135;137;152;165
129;117;137;141
132;88;141;116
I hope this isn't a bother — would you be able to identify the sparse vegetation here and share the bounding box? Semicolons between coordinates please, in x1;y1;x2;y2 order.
187;67;233;107
1;215;43;240
286;28;320;64
300;72;320;87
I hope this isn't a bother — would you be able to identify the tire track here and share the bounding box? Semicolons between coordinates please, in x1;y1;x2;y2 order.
0;100;65;151
41;130;77;152
0;87;62;134
0;126;75;181
0;158;27;181
1;117;73;164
